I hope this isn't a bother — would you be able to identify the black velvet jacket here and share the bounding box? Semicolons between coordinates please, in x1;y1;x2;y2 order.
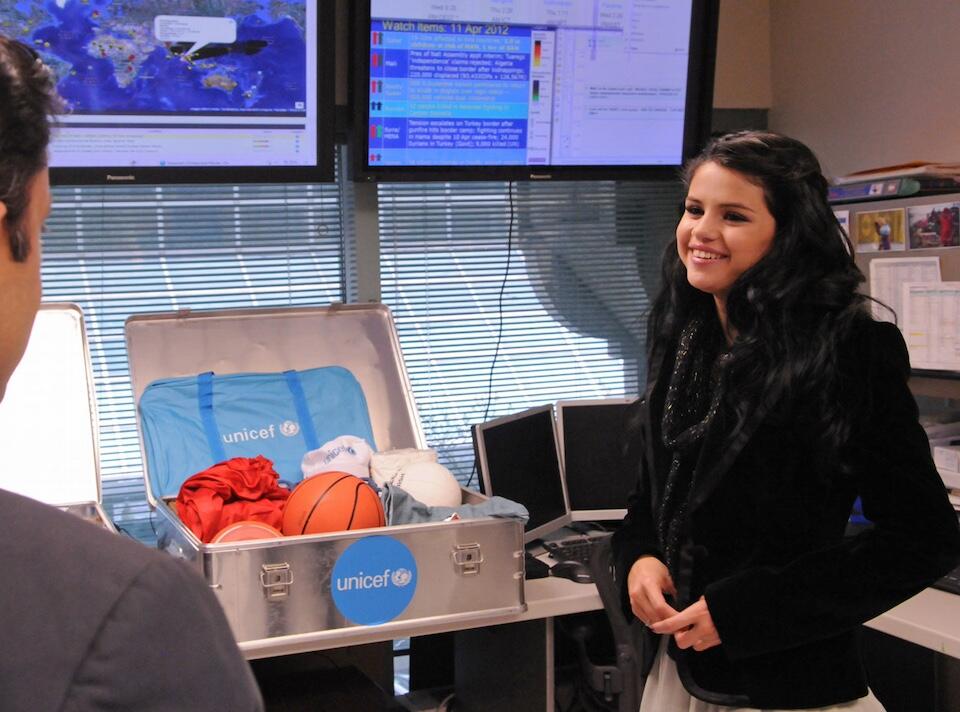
611;317;960;709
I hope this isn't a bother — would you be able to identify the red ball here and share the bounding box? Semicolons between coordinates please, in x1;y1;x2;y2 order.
281;471;385;536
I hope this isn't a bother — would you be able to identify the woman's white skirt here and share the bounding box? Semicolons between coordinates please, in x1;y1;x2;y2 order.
639;638;886;712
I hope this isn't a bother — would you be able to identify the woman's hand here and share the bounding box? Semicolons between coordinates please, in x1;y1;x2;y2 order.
650;596;721;652
626;555;678;626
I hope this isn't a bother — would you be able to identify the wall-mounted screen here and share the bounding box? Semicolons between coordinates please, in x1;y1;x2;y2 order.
1;0;334;184
352;0;718;181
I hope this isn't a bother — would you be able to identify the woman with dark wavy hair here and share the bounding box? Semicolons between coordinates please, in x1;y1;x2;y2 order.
611;130;960;711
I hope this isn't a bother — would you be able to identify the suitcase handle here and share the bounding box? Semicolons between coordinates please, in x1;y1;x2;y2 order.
198;371;227;462
196;370;321;463
283;370;320;451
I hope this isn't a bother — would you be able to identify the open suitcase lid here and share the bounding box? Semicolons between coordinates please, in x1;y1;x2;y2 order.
125;303;427;507
0;304;102;507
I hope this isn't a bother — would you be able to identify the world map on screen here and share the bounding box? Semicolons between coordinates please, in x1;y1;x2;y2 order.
0;0;307;114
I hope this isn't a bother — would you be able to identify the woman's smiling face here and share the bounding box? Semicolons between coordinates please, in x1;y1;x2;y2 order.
676;160;777;304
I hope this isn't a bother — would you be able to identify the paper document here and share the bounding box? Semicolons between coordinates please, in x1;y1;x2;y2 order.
902;281;960;370
868;256;941;323
835;161;960;184
833;209;850;237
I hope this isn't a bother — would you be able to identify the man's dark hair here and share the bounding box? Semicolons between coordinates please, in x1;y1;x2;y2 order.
0;36;62;261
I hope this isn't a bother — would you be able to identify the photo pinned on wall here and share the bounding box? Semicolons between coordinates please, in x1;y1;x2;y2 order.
907;201;960;249
855;208;905;252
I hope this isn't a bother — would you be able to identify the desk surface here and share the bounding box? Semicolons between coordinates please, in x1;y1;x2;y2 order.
239;576;960;661
525;579;960;659
865;587;960;657
518;578;960;660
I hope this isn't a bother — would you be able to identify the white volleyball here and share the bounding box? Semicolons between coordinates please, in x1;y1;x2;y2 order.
391;461;462;507
370;448;438;488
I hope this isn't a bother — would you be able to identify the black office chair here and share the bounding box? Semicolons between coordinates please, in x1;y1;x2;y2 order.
561;537;648;712
574;540;756;711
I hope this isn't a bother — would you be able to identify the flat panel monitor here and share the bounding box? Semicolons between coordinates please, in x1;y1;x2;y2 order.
473;404;570;543
556;397;635;522
1;0;335;184
352;0;718;181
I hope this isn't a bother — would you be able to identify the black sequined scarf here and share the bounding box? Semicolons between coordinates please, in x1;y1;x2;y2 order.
658;316;730;576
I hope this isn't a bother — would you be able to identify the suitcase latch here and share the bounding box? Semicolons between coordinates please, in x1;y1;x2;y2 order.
260;563;293;600
452;543;483;575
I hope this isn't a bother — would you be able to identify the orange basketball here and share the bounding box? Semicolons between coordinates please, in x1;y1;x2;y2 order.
281;471;385;536
211;520;284;543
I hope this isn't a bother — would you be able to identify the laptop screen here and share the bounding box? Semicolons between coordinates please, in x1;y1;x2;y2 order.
473;404;570;543
557;398;636;522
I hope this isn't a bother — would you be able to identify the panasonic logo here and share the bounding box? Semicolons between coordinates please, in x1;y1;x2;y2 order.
106;174;136;181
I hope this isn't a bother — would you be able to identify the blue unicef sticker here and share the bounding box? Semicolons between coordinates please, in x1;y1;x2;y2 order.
331;536;418;625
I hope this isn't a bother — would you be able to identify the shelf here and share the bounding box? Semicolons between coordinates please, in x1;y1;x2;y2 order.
913;369;960;381
910;375;960;400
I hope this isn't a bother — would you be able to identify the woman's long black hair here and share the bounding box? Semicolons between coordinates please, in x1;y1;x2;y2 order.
648;130;871;470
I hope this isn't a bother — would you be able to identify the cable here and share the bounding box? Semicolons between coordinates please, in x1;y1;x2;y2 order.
482;180;516;424
436;691;456;711
467;180;516;489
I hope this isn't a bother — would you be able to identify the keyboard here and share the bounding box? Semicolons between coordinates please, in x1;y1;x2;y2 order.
542;533;610;565
932;564;960;595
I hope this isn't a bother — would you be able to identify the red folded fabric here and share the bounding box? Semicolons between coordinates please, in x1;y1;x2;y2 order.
176;455;291;543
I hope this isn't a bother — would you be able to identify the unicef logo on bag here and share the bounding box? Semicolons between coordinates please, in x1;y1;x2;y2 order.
331;536;418;625
279;420;300;437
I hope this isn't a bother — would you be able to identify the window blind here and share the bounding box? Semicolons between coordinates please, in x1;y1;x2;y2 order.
42;181;346;541
378;179;682;484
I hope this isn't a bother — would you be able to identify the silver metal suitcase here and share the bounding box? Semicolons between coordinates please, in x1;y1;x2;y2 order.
0;303;116;532
125;304;525;657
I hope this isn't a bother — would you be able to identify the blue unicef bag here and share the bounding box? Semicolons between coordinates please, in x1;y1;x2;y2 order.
139;366;376;498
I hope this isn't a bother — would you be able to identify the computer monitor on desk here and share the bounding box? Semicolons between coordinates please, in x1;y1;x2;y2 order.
473;405;571;544
556;398;637;523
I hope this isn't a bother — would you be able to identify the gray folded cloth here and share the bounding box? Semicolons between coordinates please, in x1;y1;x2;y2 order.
380;482;529;526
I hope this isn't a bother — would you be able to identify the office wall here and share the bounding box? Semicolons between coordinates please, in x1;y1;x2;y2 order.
769;0;960;178
713;0;771;109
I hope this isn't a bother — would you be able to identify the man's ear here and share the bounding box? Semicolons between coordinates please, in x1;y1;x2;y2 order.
0;203;10;262
0;202;7;249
